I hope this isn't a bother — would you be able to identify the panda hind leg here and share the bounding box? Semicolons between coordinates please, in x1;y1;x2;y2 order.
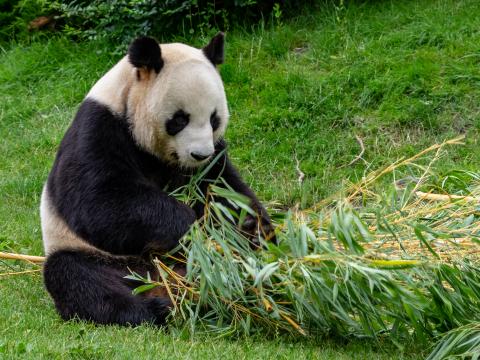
43;249;170;326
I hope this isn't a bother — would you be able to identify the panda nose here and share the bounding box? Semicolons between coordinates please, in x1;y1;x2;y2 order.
190;152;211;161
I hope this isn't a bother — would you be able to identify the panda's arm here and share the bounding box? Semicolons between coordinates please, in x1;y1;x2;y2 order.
78;178;196;255
54;174;196;256
90;177;196;254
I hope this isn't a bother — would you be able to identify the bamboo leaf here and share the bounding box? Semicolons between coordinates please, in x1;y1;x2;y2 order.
254;262;279;287
132;283;157;295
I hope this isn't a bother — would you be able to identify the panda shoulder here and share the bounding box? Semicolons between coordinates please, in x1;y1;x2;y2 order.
86;57;134;115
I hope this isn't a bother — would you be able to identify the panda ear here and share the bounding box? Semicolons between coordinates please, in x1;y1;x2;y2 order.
202;32;225;66
128;37;163;74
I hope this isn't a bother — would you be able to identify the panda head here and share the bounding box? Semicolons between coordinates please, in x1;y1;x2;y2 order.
112;33;228;168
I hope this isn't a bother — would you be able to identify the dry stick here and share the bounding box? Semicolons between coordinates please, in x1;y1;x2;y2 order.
338;134;365;169
294;154;305;184
415;191;480;203
153;258;180;312
0;252;45;263
0;269;42;277
280;312;307;336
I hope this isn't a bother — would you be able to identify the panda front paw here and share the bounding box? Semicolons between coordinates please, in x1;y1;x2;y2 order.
240;211;276;249
146;297;171;326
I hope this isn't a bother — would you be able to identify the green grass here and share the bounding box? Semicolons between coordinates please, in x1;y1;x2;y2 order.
1;276;416;359
1;0;479;358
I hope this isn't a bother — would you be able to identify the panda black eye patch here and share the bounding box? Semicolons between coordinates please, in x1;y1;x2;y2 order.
166;110;190;136
210;110;220;131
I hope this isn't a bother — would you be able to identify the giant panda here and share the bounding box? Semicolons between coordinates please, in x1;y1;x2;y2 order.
40;33;274;326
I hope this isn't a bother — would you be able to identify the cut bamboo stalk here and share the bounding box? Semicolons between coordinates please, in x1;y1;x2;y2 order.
0;251;45;263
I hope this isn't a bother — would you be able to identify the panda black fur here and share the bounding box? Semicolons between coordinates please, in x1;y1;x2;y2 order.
41;33;274;326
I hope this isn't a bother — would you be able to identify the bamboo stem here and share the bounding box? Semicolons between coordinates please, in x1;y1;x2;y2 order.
0;252;45;263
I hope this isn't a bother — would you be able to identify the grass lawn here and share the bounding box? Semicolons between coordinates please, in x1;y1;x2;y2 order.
1;0;479;358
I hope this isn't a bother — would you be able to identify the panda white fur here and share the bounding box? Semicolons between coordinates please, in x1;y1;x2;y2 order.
41;34;274;326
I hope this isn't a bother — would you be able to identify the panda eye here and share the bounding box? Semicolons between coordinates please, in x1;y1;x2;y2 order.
166;110;189;136
210;111;220;131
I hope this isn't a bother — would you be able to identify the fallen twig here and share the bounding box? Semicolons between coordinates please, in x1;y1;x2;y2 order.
339;134;365;168
294;154;305;184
